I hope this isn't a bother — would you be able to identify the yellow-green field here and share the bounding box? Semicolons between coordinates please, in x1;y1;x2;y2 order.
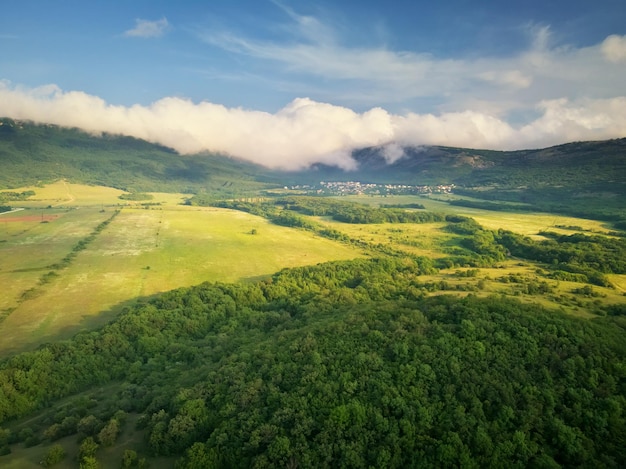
311;200;626;318
3;180;189;208
0;184;366;355
2;185;624;355
0;208;114;312
338;195;614;236
313;216;452;258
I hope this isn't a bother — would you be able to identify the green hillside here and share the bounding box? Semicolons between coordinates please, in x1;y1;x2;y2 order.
0;118;278;195
2;118;625;221
287;140;626;221
308;139;626;191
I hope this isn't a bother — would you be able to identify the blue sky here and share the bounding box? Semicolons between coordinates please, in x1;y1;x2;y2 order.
1;0;626;168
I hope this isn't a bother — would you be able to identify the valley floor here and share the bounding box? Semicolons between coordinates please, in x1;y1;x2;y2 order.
0;183;365;355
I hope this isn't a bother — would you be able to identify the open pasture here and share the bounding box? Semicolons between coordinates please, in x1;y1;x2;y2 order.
0;201;365;355
0;207;115;314
313;216;452;258
338;195;614;237
3;181;190;208
4;181;125;207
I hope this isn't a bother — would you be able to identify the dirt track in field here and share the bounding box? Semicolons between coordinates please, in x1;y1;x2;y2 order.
0;215;60;223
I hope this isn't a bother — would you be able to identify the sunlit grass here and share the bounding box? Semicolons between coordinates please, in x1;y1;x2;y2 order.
300;207;626;320
2;184;624;355
312;216;452;258
5;181;192;208
0;205;365;355
338;194;614;236
0;208;113;312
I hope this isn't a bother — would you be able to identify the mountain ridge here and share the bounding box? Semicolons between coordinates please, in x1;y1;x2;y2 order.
0;117;278;193
295;138;626;187
2;118;625;214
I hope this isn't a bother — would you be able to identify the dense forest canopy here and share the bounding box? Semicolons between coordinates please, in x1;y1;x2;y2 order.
1;258;625;467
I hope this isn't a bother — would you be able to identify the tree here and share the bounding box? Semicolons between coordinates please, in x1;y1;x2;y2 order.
42;444;66;467
178;443;222;469
43;423;62;441
0;427;10;447
98;418;120;447
78;415;102;437
79;455;100;469
121;449;138;468
79;436;99;462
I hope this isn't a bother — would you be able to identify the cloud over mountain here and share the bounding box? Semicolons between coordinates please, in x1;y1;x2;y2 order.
1;81;625;170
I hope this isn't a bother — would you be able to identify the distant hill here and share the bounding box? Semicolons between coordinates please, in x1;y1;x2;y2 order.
1;117;625;219
288;139;626;189
284;139;626;221
0;118;279;194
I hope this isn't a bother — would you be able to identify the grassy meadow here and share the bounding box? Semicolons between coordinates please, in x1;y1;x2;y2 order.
0;183;366;355
2;185;624;355
313;217;452;259
0;208;114;313
310;197;626;318
338;194;615;236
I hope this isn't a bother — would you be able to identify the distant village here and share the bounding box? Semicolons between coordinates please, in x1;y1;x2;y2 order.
286;181;455;196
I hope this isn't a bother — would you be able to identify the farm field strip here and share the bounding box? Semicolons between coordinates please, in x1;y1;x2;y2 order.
0;208;117;314
3;181;125;208
0;208;24;216
3;181;190;208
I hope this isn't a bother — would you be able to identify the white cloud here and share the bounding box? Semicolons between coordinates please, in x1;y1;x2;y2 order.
1;82;624;170
270;0;337;46
124;17;169;38
601;34;626;63
477;70;532;89
200;13;626;116
380;143;406;164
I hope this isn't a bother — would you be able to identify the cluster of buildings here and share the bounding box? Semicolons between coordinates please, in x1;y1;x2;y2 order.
286;181;455;196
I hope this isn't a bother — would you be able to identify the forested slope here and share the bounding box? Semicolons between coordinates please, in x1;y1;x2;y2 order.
0;118;276;193
287;139;626;221
1;258;625;467
3;118;625;222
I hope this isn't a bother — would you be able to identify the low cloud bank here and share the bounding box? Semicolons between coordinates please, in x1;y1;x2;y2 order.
1;82;625;170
